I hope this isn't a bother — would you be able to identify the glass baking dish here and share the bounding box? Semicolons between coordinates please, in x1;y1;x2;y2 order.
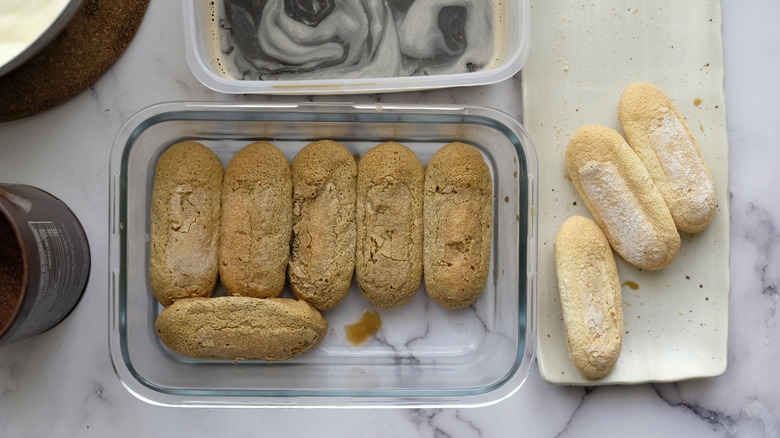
183;0;530;94
108;102;537;407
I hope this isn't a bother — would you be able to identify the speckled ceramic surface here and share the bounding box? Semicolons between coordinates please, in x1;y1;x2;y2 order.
523;1;730;385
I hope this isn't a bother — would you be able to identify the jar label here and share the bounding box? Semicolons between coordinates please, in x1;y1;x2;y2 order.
13;220;87;334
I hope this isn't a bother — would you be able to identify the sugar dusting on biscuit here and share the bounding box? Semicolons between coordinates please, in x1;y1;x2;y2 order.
618;82;717;233
578;161;664;268
648;109;717;226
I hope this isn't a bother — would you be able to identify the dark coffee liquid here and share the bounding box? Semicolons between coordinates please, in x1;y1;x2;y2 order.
0;214;23;333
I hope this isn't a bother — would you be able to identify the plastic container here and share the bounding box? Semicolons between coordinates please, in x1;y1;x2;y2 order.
109;102;537;407
183;0;530;94
0;184;90;347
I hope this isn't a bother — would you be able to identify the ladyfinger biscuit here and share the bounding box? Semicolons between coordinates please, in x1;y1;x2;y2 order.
423;142;492;310
619;82;717;233
149;141;223;306
220;141;292;298
356;142;424;308
566;125;680;270
154;296;327;361
288;140;357;311
555;216;623;379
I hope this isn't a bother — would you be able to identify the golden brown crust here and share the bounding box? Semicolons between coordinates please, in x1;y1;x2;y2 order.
566;125;680;270
355;142;424;308
220;142;292;298
555;216;623;379
288;140;357;311
618;82;717;233
154;297;328;361
423;142;492;310
149;141;223;306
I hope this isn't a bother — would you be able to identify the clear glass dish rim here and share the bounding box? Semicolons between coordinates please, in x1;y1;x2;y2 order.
108;101;538;408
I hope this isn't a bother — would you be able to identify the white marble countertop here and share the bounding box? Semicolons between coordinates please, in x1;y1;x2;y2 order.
1;1;778;437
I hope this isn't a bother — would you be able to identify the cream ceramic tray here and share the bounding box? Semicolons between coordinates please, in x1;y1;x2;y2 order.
522;1;730;385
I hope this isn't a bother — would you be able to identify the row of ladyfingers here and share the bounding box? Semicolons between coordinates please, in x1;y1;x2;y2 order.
149;139;492;311
149;139;492;361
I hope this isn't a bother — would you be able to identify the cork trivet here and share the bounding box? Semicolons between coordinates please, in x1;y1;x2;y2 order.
0;0;150;123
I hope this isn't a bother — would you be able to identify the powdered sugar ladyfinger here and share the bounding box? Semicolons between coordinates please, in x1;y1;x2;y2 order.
618;83;717;234
555;216;623;379
566;125;680;270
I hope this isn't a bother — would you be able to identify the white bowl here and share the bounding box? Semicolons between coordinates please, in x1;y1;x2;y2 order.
0;0;84;77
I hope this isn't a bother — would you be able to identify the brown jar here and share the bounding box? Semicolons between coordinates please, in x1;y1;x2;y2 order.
0;184;90;347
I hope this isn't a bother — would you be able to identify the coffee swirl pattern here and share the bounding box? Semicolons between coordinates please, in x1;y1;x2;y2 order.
219;0;497;80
